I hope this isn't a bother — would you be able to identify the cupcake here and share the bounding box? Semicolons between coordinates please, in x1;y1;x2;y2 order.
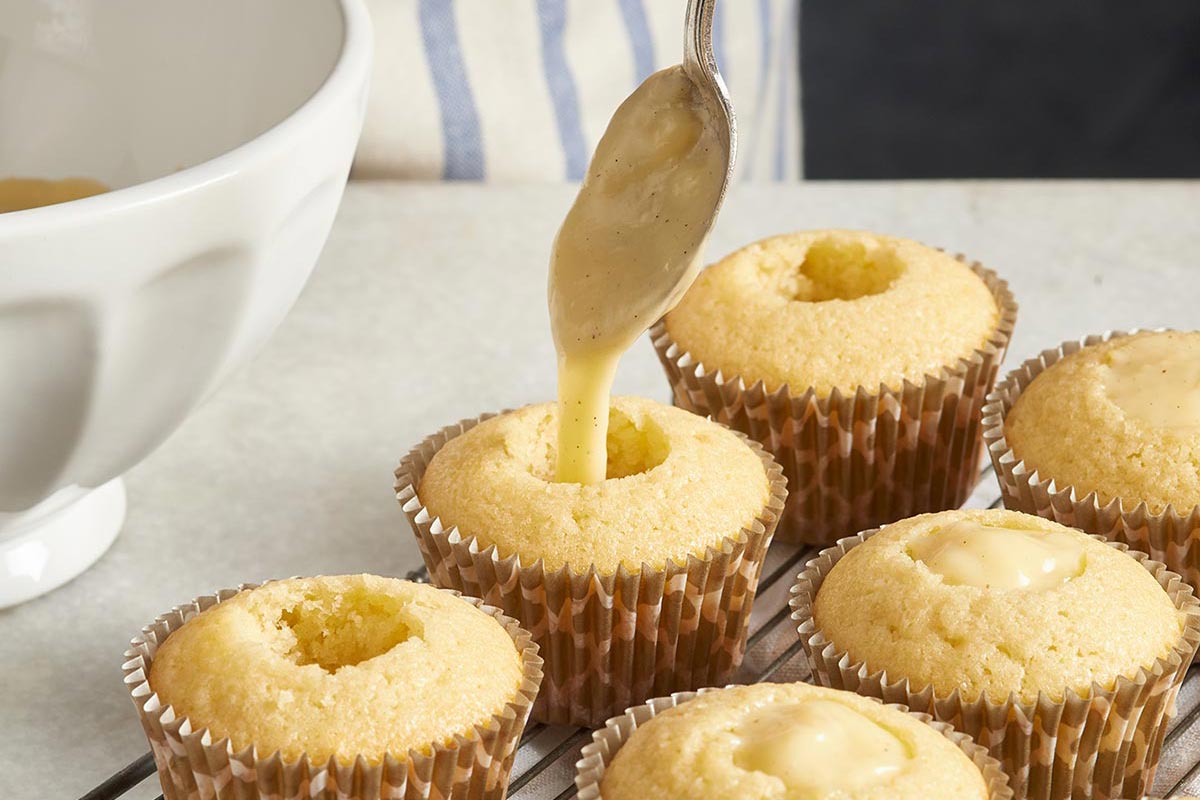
575;683;1013;799
985;330;1200;589
124;575;542;800
396;396;786;726
790;509;1200;800
655;229;1017;545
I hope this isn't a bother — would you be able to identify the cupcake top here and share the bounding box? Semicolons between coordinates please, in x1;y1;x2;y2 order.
599;683;990;799
812;509;1184;704
1005;330;1200;513
149;575;525;764
417;396;770;573
664;229;1000;396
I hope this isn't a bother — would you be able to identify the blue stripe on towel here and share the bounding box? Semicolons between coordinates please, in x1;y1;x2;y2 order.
418;0;484;180
618;0;656;83
774;0;796;180
537;0;589;180
746;0;773;181
714;0;730;84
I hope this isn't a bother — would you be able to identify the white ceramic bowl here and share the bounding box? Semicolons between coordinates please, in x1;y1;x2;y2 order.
0;0;372;605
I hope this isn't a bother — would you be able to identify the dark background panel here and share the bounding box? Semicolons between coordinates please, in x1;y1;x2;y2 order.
800;0;1200;179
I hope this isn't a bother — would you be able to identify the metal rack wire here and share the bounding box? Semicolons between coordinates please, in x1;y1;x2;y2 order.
80;463;1200;799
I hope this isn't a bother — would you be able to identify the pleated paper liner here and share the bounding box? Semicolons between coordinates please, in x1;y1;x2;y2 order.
395;412;787;727
652;258;1017;546
983;329;1200;592
122;582;543;800
573;688;1015;799
789;530;1200;800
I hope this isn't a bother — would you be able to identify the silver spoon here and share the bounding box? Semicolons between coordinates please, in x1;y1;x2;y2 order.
683;0;737;207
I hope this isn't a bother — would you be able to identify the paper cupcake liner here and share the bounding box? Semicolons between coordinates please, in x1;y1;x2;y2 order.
789;529;1200;800
395;412;787;727
123;582;543;800
983;329;1200;594
573;688;1015;799
652;257;1018;547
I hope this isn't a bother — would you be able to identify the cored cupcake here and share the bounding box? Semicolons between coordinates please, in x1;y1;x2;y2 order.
657;229;1016;544
124;576;542;800
396;396;786;726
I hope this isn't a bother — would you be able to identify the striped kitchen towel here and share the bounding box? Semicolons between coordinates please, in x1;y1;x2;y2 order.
354;0;801;181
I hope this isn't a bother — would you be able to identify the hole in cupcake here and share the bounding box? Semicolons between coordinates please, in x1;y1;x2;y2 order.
275;588;422;673
604;409;670;479
791;237;904;302
532;407;670;482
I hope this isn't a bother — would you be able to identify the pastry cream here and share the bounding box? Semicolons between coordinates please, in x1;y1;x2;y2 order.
1104;333;1200;432
910;519;1085;590
548;66;725;484
732;700;909;794
0;176;107;213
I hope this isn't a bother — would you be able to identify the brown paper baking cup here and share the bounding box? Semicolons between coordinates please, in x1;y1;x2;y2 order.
573;688;1015;799
395;412;787;727
123;582;543;800
789;530;1200;800
984;329;1200;593
653;258;1017;547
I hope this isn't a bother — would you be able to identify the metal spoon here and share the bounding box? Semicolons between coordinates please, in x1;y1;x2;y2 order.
683;0;738;205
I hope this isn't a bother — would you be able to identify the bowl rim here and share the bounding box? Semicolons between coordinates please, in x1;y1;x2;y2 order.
0;0;373;233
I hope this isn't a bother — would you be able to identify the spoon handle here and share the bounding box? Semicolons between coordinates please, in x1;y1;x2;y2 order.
683;0;718;82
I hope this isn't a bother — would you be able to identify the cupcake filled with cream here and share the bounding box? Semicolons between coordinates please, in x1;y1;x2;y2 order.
985;330;1200;589
576;683;1012;800
790;509;1200;799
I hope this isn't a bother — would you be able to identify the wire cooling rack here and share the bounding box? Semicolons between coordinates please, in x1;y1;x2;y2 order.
82;462;1200;800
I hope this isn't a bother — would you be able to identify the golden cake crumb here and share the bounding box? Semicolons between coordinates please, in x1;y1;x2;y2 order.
665;229;999;395
417;396;770;573
814;509;1183;704
1006;331;1200;513
149;575;524;763
600;683;988;799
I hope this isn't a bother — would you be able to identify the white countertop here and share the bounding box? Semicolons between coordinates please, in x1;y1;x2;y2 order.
4;180;1199;798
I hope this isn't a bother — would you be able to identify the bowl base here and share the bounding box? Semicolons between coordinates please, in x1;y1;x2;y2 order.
0;479;125;608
